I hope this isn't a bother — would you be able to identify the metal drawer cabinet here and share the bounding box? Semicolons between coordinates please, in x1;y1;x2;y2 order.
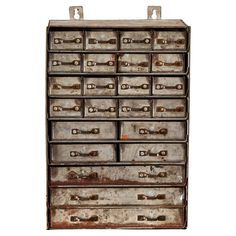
46;6;190;229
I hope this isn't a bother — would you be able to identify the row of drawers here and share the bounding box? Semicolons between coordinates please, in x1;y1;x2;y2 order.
49;98;187;118
49;76;187;96
48;53;187;73
50;30;187;50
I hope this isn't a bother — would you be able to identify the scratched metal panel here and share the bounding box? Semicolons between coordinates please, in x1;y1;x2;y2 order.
118;77;151;96
51;121;117;140
50;165;185;185
84;99;117;118
119;99;151;118
120;143;186;162
84;77;116;96
50;187;185;206
49;31;83;50
120;121;186;140
50;144;116;163
85;31;118;50
50;207;184;228
120;31;152;50
48;77;82;96
152;77;185;96
49;99;82;117
152;54;185;73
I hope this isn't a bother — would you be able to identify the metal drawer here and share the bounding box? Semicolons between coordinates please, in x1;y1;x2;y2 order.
50;144;116;163
120;143;186;163
50;165;185;186
50;207;185;228
51;121;117;140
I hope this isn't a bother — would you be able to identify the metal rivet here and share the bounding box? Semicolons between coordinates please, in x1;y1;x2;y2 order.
54;39;59;44
143;106;149;112
108;61;114;66
53;106;58;111
74;60;79;66
88;107;94;113
75;38;81;43
72;129;77;134
122;107;127;112
108;84;114;89
93;128;99;134
145;38;150;44
74;106;80;111
52;61;58;66
140;151;145;156
176;84;183;90
123;38;128;43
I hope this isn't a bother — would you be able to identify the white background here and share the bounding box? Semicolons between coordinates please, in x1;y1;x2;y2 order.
0;0;235;235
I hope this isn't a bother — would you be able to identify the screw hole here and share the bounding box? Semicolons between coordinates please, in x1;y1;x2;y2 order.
74;8;80;20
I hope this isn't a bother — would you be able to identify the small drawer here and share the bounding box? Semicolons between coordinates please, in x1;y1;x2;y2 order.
85;31;118;50
120;31;152;50
50;144;116;163
152;77;186;96
153;99;187;118
154;31;187;50
84;77;116;96
49;99;82;117
48;77;82;96
120;121;186;140
48;53;81;72
120;143;186;163
118;54;150;73
119;99;152;118
83;54;116;73
84;99;117;118
152;54;185;73
118;77;150;96
49;31;83;50
51;121;117;140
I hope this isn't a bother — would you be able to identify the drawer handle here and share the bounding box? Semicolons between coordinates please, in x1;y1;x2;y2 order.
52;60;80;66
155;83;183;90
121;83;149;90
123;38;151;44
122;106;150;112
54;38;82;44
53;105;80;112
52;84;80;90
155;60;183;67
120;61;149;67
88;38;117;44
156;106;184;112
137;215;166;221
70;194;99;201
137;194;166;200
157;38;185;45
88;107;116;113
70;150;98;157
138;171;167;178
70;215;98;222
139;150;168;157
67;171;98;180
87;83;114;89
139;128;168;135
87;60;114;67
71;128;100;135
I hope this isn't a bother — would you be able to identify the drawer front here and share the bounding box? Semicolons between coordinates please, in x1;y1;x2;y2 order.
154;31;187;50
84;77;116;96
120;121;186;140
152;77;185;96
118;77;150;96
48;53;81;72
48;77;82;96
153;99;187;118
83;54;116;73
120;31;152;50
51;121;117;140
50;187;185;206
85;31;118;50
84;99;117;118
50;165;185;185
49;31;83;50
118;54;150;73
49;99;82;117
120;144;186;162
50;144;116;163
152;54;185;73
119;99;151;118
50;207;184;228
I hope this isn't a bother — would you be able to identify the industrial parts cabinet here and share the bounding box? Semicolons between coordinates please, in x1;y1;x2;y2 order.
46;6;190;229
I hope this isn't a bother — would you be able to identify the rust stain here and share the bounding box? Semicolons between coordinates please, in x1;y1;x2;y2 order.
121;134;129;140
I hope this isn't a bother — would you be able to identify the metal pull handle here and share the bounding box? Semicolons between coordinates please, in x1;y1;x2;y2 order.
70;215;98;222
52;84;81;90
121;84;149;90
122;106;150;112
67;171;98;180
156;106;184;112
70;194;99;201
88;107;116;113
70;150;98;157
87;60;114;66
155;84;183;90
87;83;114;89
54;38;82;44
157;38;185;45
71;128;100;135
139;128;168;135
139;150;168;157
88;38;117;44
52;60;80;66
137;215;166;221
53;105;80;112
138;171;167;178
123;38;151;44
137;194;166;200
155;61;183;67
120;61;149;67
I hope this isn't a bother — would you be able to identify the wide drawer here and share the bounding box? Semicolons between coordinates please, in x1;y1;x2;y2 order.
50;165;185;186
50;187;185;206
50;207;185;229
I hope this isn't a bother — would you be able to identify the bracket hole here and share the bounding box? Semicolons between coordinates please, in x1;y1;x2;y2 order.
74;8;80;20
151;9;158;19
